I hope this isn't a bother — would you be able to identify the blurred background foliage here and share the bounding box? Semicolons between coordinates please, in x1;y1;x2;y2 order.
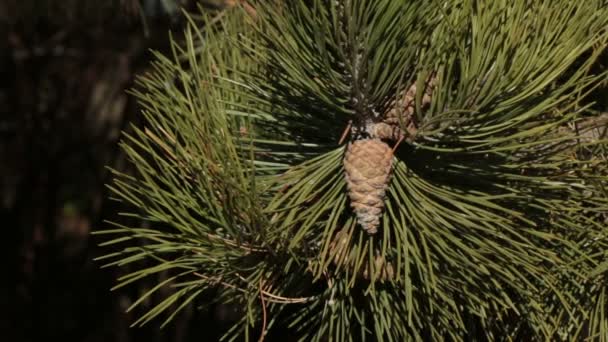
0;1;607;341
0;1;242;341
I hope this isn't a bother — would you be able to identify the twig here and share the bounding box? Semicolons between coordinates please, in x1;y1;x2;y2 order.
339;120;353;145
392;135;404;153
259;290;317;304
225;0;257;18
193;272;317;304
241;1;258;18
258;279;267;342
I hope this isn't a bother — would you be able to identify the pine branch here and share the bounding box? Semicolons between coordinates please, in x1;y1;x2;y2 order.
95;1;608;340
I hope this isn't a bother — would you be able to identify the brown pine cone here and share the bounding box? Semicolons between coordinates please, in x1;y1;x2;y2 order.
380;74;437;141
343;139;393;234
369;122;404;141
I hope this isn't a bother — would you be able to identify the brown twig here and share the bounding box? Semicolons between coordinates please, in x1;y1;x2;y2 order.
259;290;316;304
241;1;257;18
339;120;353;145
193;273;317;304
392;135;404;153
258;278;267;342
225;0;257;18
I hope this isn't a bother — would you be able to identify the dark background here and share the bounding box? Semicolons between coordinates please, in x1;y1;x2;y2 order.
0;1;238;341
0;1;606;341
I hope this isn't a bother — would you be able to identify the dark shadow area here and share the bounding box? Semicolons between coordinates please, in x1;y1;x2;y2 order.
0;1;240;341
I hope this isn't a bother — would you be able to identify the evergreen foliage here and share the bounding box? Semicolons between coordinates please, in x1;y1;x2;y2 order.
96;1;608;340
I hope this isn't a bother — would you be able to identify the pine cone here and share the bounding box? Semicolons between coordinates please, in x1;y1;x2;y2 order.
343;139;393;234
379;73;437;141
369;122;404;141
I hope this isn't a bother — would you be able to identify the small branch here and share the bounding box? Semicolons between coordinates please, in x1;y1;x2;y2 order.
225;0;257;18
259;290;317;304
193;272;317;304
392;135;404;153
258;278;267;342
338;120;352;145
